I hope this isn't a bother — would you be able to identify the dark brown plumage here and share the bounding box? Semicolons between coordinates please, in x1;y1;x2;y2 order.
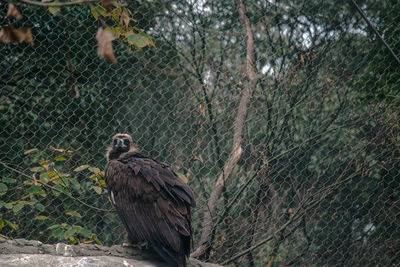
104;133;196;267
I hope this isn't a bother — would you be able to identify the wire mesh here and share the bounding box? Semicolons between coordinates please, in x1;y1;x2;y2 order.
0;0;399;266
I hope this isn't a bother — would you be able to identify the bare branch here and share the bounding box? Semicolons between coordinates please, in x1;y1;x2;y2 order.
17;0;100;7
349;0;400;65
191;0;258;258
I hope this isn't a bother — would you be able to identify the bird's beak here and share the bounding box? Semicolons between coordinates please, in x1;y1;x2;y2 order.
115;138;127;148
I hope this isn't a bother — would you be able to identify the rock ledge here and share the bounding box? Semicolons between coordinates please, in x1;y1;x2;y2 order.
0;239;221;267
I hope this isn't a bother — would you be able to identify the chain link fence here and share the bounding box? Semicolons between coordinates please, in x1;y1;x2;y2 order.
1;0;399;266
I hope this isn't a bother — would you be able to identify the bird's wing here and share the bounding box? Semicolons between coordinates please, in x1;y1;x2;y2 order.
104;154;195;264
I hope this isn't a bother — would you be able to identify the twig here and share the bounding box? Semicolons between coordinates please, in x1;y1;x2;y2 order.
223;140;377;265
0;161;113;212
349;0;400;65
17;0;100;7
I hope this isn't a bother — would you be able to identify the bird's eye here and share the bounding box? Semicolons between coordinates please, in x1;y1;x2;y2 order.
124;139;129;145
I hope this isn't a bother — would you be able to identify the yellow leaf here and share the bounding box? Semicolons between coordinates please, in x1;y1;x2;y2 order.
36;216;53;221
93;236;103;245
176;172;188;184
48;6;60;14
66;210;82;218
30;167;45;173
90;6;99;19
88;167;101;174
74;165;90;172
92;186;102;194
24;148;38;155
51;148;73;154
98;179;107;188
126;32;156;49
54;156;67;161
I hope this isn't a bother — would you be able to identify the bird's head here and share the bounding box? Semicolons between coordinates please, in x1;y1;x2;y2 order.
106;133;138;161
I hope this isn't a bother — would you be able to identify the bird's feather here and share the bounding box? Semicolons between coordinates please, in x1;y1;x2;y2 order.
104;152;195;267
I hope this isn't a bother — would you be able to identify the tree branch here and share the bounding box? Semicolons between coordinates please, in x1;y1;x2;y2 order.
17;0;100;7
349;0;400;65
191;0;258;259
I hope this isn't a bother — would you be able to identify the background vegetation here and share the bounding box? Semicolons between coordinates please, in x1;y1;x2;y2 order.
0;0;399;266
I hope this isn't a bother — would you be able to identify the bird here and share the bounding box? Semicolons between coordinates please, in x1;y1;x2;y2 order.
104;133;196;267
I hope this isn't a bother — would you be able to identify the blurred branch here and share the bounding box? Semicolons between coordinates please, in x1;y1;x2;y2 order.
17;0;100;7
223;141;377;265
0;160;113;213
191;0;258;259
349;0;400;65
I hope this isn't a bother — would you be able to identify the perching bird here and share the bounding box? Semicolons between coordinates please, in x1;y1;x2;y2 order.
104;133;196;267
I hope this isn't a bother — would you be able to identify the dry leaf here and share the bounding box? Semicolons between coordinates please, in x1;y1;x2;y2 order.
7;3;22;20
121;11;130;27
101;0;114;10
0;26;34;46
96;28;117;64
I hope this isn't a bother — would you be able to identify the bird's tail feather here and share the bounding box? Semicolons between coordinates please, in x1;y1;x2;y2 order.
152;243;186;267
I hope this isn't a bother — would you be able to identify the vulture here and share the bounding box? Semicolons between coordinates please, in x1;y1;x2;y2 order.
104;133;196;267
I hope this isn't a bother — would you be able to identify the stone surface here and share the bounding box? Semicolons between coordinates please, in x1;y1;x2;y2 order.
0;239;221;267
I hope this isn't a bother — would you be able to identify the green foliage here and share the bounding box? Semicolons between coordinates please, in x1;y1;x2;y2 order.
0;147;111;245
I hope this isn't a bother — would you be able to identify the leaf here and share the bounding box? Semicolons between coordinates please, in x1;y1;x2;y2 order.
4;203;13;209
101;0;114;9
0;219;4;230
54;156;67;161
92;185;102;194
80;227;92;238
88;167;101;174
48;6;60;15
27;185;42;194
176;172;188;184
96;27;117;64
120;11;130;27
52;227;63;238
94;3;108;16
90;6;99;19
66;210;82;218
24;148;38;155
2;177;16;184
64;225;78;238
13;203;24;213
0;183;8;195
70;179;81;190
35;203;45;212
5;220;18;232
111;26;121;38
53;184;70;196
93;236;103;245
47;224;61;230
36;216;53;221
98;179;107;188
0;26;34;46
7;3;22;20
39;172;49;183
74;165;90;172
126;32;156;49
51;148;73;154
30;167;45;173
